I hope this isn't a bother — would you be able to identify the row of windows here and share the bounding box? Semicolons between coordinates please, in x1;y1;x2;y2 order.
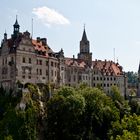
22;57;58;68
93;83;117;87
79;75;89;81
36;69;48;76
2;57;14;65
22;75;31;79
37;59;48;65
93;77;116;81
51;70;57;77
51;61;58;67
22;75;47;80
23;57;31;63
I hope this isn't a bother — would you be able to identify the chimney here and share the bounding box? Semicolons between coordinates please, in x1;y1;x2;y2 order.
37;37;40;43
41;38;47;45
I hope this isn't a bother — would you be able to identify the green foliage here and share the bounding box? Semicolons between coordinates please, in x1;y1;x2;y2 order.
46;87;121;140
115;130;137;140
129;99;140;115
108;86;130;119
1;84;140;140
80;87;120;139
109;86;123;103
126;71;138;85
4;135;13;140
56;86;75;97
18;106;37;140
46;87;85;139
78;82;88;89
109;114;140;139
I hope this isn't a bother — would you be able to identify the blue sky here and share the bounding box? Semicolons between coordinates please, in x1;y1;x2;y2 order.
0;0;140;72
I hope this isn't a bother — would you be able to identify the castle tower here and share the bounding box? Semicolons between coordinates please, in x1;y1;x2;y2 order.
13;16;20;37
77;26;92;66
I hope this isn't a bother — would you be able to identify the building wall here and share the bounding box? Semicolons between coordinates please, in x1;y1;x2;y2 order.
0;28;126;97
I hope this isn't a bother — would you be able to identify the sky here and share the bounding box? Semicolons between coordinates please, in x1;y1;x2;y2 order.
0;0;140;72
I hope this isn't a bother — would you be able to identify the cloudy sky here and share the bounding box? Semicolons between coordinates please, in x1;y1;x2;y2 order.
0;0;140;72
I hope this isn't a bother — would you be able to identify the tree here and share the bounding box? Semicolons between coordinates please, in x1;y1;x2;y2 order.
109;114;140;139
115;130;137;140
46;87;85;140
79;87;120;140
108;86;130;119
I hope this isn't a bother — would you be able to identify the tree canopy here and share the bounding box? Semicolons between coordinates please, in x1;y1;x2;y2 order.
0;84;140;139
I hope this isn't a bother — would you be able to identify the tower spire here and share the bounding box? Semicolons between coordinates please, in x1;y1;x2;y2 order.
13;15;20;37
81;24;88;41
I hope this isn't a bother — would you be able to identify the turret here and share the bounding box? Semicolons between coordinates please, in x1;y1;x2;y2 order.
13;16;20;37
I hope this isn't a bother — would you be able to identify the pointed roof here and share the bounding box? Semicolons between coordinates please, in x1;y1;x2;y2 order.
13;15;20;27
81;25;88;41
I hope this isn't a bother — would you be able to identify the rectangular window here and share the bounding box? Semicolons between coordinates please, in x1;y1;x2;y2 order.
29;58;31;63
51;61;53;67
40;60;42;65
22;75;25;79
46;70;48;76
55;62;57;67
23;57;25;63
73;75;76;81
37;69;38;75
2;59;4;65
46;61;48;66
40;69;42;75
28;76;31;79
5;58;7;64
51;70;53;76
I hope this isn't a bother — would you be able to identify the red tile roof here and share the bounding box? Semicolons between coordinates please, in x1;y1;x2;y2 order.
93;60;123;76
32;39;53;58
65;58;87;68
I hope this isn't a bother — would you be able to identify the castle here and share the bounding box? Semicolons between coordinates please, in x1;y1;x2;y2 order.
0;18;127;96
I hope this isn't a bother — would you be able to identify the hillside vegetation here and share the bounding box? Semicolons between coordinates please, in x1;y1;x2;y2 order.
0;84;140;140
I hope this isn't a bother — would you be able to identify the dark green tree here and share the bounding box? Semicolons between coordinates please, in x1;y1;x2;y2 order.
46;87;85;140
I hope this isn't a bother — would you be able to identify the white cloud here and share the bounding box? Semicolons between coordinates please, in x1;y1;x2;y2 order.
32;6;70;26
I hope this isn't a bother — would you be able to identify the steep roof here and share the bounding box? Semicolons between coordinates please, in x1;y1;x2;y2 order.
14;19;19;26
65;58;87;68
81;29;88;42
93;60;123;76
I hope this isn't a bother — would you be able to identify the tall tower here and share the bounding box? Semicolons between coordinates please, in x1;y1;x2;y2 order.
13;16;20;37
77;26;92;66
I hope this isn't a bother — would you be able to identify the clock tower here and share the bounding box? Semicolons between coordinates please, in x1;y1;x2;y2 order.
78;27;92;66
